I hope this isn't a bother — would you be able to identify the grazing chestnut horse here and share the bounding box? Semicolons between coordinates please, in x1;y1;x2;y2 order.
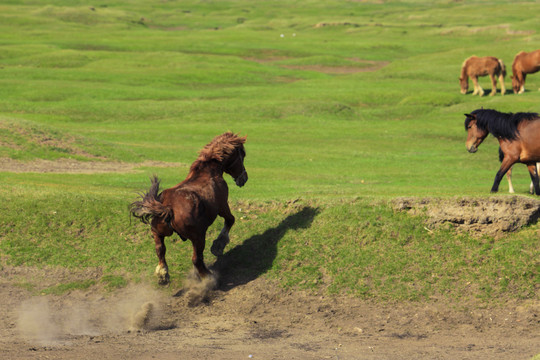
511;50;540;94
460;56;506;96
465;109;540;195
130;132;248;284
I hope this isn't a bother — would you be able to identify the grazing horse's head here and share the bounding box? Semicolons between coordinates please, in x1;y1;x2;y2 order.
459;77;468;94
464;113;488;153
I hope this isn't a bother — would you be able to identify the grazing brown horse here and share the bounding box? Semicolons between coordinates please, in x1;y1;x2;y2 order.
460;56;506;96
464;109;540;195
511;50;540;94
130;132;248;284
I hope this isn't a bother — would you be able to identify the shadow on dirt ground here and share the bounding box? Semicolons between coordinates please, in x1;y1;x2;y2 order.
212;206;320;291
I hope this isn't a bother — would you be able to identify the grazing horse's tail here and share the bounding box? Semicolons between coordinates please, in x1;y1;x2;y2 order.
130;175;173;224
498;59;506;78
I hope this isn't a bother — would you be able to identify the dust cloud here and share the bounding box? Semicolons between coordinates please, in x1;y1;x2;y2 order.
16;284;163;346
183;269;218;305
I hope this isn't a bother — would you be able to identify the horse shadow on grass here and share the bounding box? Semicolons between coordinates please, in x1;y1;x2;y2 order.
210;206;320;292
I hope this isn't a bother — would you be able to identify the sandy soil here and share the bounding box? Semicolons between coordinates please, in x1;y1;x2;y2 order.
0;265;538;360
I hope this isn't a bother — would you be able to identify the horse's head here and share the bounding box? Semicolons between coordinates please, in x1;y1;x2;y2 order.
464;113;488;153
224;143;248;187
459;77;468;94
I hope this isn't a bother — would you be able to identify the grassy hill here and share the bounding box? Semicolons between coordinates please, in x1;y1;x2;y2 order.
0;0;538;302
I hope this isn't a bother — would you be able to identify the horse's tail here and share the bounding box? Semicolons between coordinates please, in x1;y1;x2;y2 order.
130;175;173;224
498;58;507;78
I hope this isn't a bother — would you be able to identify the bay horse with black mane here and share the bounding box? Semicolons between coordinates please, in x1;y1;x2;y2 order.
460;56;506;96
130;132;248;284
464;109;540;194
511;49;540;94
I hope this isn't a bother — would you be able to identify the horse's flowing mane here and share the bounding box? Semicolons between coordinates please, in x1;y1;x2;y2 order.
197;132;246;162
466;109;539;140
460;57;472;78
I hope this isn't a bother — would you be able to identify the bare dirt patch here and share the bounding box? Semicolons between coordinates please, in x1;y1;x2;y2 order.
0;158;183;174
0;265;538;360
245;56;388;74
392;196;540;238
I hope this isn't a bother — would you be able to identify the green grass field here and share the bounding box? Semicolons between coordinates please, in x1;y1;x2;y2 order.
0;0;538;303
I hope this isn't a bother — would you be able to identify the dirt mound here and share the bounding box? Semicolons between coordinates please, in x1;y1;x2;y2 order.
392;196;540;237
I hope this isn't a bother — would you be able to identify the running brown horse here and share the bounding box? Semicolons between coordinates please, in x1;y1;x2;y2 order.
459;56;506;96
511;49;540;94
130;132;248;284
464;109;540;194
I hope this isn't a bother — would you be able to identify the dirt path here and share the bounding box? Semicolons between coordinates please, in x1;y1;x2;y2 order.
1;267;538;360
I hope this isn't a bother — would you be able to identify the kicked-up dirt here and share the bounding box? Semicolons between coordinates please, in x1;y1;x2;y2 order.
0;264;538;360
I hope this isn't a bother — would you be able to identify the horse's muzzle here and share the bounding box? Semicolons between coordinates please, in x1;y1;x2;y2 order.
235;171;248;187
467;145;477;153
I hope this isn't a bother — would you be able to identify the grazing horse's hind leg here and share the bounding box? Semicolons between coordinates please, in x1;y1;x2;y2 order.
498;73;506;95
210;204;235;257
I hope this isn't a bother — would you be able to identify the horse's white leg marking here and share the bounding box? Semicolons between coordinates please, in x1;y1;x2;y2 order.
155;263;169;284
499;74;506;95
519;84;525;94
506;171;515;194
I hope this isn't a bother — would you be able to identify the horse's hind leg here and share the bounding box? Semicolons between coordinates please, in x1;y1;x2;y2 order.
498;74;506;95
211;204;235;257
152;231;170;285
489;74;497;96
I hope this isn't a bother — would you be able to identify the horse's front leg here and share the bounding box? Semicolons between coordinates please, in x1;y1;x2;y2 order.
471;76;484;96
489;74;497;96
519;74;526;94
531;163;540;194
527;162;540;195
492;159;515;193
210;204;235;257
190;234;212;278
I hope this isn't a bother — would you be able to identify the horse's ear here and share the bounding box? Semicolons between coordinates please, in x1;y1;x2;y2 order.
464;113;473;118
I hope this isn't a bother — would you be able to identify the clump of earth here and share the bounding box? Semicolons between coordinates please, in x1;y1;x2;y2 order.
392;196;540;238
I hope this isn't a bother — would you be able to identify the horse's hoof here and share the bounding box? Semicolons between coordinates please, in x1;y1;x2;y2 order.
155;265;170;285
157;273;170;285
210;242;224;257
